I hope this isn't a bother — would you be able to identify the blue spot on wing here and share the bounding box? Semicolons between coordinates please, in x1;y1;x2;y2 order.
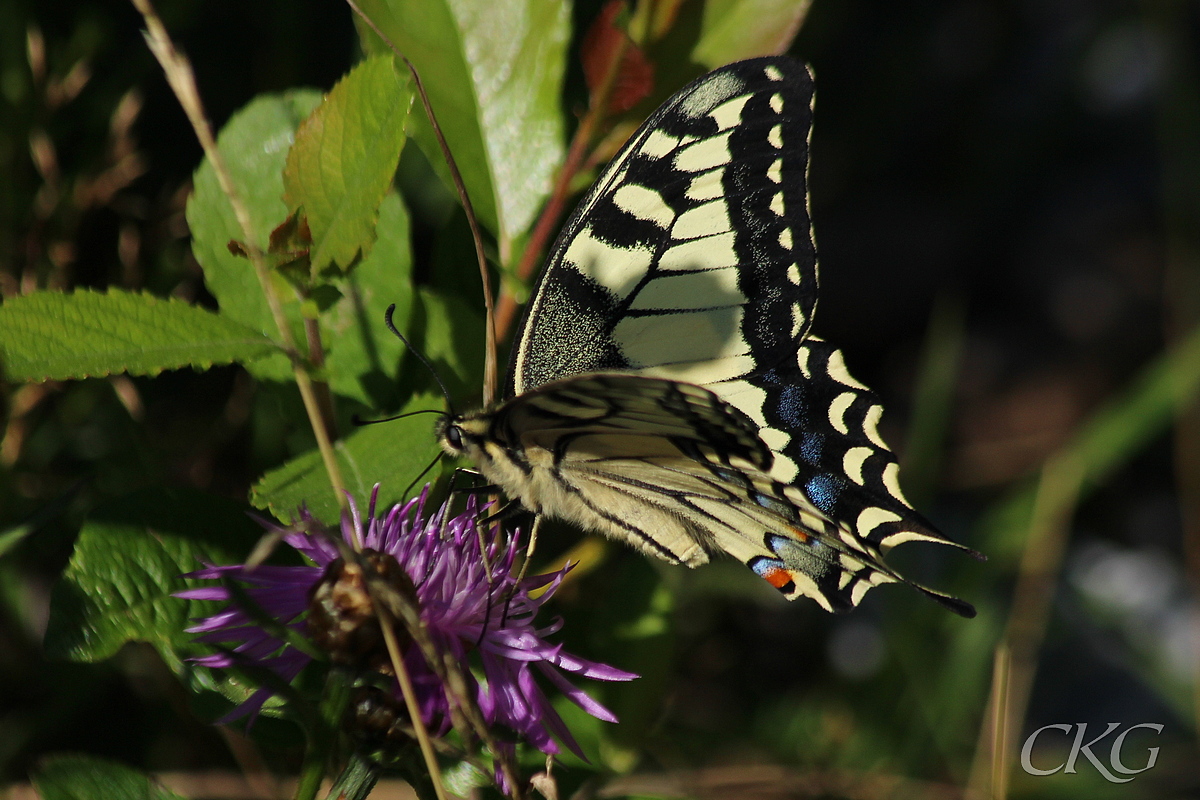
800;432;823;465
805;473;842;515
776;385;805;427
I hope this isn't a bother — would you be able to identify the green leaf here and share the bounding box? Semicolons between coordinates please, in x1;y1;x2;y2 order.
691;0;811;69
322;191;416;408
0;289;280;382
357;0;569;253
411;287;485;403
33;754;186;800
189;93;415;407
284;55;413;275
250;393;444;524
44;488;261;677
188;91;322;383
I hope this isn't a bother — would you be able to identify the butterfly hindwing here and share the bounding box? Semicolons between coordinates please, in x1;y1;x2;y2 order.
715;338;973;556
510;57;818;394
471;374;969;614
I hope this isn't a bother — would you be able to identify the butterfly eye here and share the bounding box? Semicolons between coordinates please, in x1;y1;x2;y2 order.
445;424;464;450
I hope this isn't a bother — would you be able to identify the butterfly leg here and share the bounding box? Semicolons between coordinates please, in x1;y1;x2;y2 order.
512;514;543;589
444;466;496;502
501;514;543;628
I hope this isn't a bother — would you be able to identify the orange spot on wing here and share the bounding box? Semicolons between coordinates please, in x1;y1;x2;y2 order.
762;566;794;589
789;527;809;542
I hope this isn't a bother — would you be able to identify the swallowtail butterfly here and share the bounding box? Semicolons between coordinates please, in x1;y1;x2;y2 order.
437;57;979;617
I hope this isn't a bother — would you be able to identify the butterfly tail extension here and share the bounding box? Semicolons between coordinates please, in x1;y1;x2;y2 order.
749;531;976;618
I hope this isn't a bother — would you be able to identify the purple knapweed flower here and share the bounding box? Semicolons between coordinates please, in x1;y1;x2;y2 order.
177;486;636;760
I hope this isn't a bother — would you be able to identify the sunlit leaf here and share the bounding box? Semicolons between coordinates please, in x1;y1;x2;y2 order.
357;0;569;253
189;93;416;407
0;289;280;381
188;91;322;383
283;55;413;275
692;0;811;68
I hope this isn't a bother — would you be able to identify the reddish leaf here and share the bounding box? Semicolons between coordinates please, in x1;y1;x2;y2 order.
581;1;654;115
225;210;313;283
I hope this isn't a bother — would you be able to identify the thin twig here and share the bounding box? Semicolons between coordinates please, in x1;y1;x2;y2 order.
129;0;347;507
989;644;1011;800
344;0;498;405
302;311;338;442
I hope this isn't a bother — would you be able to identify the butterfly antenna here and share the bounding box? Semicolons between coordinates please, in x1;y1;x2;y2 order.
351;408;444;426
384;304;458;416
345;1;498;406
402;450;445;499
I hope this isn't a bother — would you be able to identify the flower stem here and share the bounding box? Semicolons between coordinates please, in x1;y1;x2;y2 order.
374;602;452;800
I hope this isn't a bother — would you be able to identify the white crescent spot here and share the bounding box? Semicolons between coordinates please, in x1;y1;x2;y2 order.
856;506;902;537
882;462;910;505
828;391;855;434
825;349;869;390
863;404;887;449
843;446;873;486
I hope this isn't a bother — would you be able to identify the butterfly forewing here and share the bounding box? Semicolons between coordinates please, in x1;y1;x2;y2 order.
510;58;818;394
